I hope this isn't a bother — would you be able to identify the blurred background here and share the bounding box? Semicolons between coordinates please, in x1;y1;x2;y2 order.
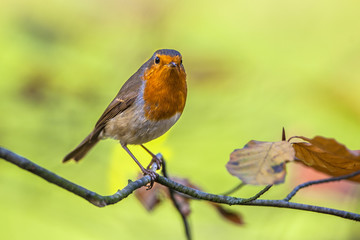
1;0;360;239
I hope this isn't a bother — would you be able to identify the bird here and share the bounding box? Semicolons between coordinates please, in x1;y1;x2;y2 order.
63;49;187;183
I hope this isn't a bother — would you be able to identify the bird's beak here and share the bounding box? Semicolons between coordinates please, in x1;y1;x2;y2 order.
168;62;177;68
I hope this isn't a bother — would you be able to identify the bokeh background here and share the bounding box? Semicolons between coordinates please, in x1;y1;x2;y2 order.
1;0;360;239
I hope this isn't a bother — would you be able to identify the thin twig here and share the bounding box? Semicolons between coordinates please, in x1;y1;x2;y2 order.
246;185;272;202
161;156;191;240
1;147;360;222
284;170;360;201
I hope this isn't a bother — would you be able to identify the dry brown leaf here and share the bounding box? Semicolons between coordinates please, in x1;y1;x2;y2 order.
226;141;295;185
292;136;360;182
134;180;162;211
134;176;193;216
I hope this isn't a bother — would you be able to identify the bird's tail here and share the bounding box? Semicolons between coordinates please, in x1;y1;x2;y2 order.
63;131;100;162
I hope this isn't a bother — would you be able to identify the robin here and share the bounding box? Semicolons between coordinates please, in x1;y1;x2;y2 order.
63;49;187;183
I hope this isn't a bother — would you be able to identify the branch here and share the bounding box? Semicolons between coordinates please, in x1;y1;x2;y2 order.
246;185;272;201
0;146;151;207
1;147;360;222
284;170;360;201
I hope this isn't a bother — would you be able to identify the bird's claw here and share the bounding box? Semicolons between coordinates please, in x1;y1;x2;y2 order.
142;169;158;190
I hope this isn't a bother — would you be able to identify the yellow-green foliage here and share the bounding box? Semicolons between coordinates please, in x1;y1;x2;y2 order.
1;0;360;239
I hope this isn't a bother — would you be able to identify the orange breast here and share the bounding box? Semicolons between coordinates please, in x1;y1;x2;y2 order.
143;63;187;121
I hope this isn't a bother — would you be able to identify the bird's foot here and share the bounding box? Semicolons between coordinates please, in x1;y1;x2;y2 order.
142;169;158;190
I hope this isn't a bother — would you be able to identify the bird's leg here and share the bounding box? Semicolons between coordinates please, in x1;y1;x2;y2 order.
140;144;163;170
121;144;157;189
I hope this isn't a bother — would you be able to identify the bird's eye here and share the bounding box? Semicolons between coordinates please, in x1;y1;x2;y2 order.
155;56;160;64
180;59;183;64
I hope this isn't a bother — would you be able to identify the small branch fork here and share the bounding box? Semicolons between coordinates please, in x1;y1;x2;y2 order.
1;147;360;222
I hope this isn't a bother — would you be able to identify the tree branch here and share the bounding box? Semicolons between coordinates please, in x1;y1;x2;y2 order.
1;147;360;222
0;146;151;207
247;185;273;201
284;170;360;201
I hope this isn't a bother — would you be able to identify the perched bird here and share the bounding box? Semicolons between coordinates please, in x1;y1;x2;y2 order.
63;49;187;181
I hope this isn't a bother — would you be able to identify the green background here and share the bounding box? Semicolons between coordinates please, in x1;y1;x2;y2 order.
1;0;360;239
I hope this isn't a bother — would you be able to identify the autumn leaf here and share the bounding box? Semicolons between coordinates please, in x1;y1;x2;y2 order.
135;176;243;225
134;181;162;211
291;136;360;182
226;141;295;185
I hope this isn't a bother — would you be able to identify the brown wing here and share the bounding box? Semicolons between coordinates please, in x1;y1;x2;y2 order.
94;97;135;130
63;67;145;162
93;70;144;132
63;97;136;162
